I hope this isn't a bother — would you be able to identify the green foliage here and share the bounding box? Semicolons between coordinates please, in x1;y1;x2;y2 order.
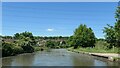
17;40;35;53
104;6;120;48
2;36;13;39
34;46;42;51
103;24;116;48
69;47;119;53
13;46;24;54
2;42;24;57
114;6;120;47
2;42;14;56
45;40;55;48
14;33;20;39
14;31;37;46
34;36;69;40
115;6;120;20
21;45;34;53
14;31;34;40
67;36;74;47
2;41;35;57
45;40;68;48
2;31;69;57
114;20;120;47
95;40;110;50
68;24;96;49
2;31;39;57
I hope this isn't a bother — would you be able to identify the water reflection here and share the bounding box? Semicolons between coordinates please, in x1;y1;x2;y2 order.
2;53;35;66
2;57;13;66
93;56;119;66
72;53;94;66
12;53;35;66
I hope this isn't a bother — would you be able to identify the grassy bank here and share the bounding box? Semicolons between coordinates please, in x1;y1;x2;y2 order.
68;47;119;53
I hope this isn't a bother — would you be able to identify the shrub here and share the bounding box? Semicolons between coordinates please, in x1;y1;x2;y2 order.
95;41;109;50
13;46;24;54
2;42;15;57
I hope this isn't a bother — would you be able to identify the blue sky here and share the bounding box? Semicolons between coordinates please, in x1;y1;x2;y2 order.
2;2;118;38
2;0;119;2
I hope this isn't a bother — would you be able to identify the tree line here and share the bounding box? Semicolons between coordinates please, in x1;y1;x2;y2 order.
1;32;69;57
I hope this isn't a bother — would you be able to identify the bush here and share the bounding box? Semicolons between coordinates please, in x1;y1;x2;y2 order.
34;46;42;51
95;40;109;50
13;46;24;54
21;43;34;53
45;41;55;48
2;42;15;57
2;42;24;57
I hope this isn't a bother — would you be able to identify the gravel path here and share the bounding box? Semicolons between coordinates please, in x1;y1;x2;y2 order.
89;53;120;58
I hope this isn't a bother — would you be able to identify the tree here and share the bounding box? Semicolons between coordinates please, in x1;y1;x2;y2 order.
103;6;120;48
14;33;20;39
20;31;34;39
58;36;62;39
14;31;34;40
114;6;120;47
68;24;96;48
67;36;75;47
103;24;116;48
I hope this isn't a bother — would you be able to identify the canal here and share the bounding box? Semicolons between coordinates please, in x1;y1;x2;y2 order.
2;49;120;66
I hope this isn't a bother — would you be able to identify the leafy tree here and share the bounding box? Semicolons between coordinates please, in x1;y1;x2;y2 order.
68;24;96;48
115;6;120;47
58;36;62;39
20;31;34;39
103;24;116;48
103;6;120;48
14;31;34;40
14;33;20;39
67;36;75;47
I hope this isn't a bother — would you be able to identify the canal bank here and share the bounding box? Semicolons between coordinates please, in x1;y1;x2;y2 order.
67;48;120;62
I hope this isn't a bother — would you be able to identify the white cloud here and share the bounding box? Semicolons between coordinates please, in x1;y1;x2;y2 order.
47;28;54;32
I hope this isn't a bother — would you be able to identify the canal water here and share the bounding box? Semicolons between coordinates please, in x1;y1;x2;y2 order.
2;49;120;66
